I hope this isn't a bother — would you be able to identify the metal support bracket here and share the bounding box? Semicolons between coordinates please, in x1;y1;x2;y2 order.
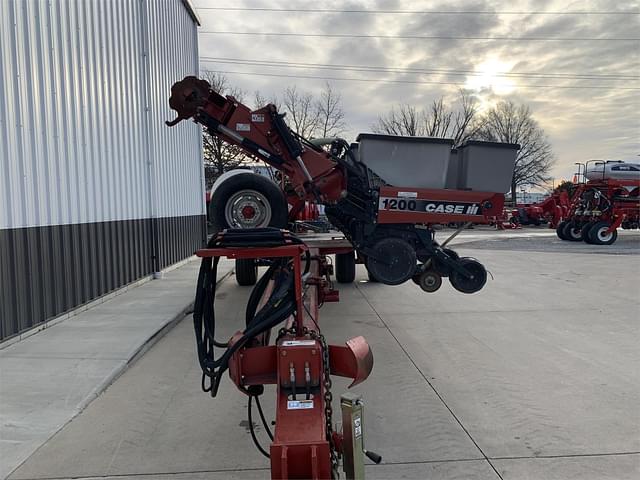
341;392;365;480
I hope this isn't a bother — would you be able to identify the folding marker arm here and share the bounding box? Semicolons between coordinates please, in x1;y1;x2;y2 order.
166;76;345;203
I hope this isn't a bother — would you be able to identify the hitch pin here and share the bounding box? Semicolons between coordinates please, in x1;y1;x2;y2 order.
304;361;311;400
290;362;296;400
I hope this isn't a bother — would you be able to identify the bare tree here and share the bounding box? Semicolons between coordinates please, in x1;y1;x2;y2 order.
254;83;347;139
253;90;268;110
451;90;482;145
201;71;247;186
253;90;281;111
282;86;320;138
316;82;346;138
478;101;555;204
373;90;481;145
424;98;453;138
373;104;423;136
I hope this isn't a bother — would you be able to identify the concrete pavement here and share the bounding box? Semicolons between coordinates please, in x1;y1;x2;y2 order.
0;257;234;480
447;227;640;254
6;230;640;479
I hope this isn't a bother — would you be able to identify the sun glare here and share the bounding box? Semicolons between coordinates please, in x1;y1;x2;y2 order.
465;59;517;95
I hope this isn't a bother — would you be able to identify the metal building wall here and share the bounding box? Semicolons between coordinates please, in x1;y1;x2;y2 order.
0;0;203;341
145;0;205;269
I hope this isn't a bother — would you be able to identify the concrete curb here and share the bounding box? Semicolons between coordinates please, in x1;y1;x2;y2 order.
76;267;235;413
0;256;201;350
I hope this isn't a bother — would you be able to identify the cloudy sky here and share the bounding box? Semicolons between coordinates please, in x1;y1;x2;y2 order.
193;0;639;186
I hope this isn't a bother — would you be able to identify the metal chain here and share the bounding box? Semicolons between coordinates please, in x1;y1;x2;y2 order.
276;326;297;342
308;328;340;478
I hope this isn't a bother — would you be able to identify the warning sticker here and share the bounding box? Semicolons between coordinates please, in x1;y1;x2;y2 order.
235;123;250;132
397;191;418;198
287;400;314;410
282;340;317;347
251;113;265;123
354;416;362;438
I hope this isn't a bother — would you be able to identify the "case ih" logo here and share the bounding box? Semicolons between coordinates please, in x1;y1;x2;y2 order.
379;197;481;215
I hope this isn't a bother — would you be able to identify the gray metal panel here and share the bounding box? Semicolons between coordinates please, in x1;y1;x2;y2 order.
445;149;459;189
156;214;206;270
0;214;203;341
0;0;147;228
0;0;204;340
146;0;204;220
457;141;519;193
0;219;147;341
0;0;202;230
358;134;453;189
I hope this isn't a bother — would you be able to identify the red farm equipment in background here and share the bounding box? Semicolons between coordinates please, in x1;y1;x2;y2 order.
556;161;640;245
509;189;571;228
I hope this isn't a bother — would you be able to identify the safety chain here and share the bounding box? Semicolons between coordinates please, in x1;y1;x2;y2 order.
307;328;340;478
276;326;340;478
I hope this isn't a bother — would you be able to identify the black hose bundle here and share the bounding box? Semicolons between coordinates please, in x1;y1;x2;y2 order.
192;228;304;397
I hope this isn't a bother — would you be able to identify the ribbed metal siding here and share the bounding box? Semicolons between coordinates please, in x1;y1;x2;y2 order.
0;220;154;340
0;0;202;230
0;0;203;341
146;0;204;219
0;0;150;228
143;0;205;271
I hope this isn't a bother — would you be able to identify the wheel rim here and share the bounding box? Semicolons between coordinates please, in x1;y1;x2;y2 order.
225;189;272;228
595;227;613;242
569;226;582;239
420;272;441;292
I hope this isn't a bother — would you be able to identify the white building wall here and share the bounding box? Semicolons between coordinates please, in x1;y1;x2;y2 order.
0;0;203;341
0;0;202;230
146;0;203;219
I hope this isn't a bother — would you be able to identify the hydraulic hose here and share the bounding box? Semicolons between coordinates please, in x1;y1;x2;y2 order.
192;228;303;397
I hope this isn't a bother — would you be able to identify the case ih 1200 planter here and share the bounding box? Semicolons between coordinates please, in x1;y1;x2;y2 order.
167;76;518;479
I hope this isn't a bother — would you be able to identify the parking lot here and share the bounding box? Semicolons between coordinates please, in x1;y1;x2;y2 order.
8;229;640;480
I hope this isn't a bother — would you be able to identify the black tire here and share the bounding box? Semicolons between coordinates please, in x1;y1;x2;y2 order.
581;222;597;244
235;258;258;286
365;238;417;285
418;270;442;293
209;172;288;232
562;221;584;242
360;254;378;282
588;221;618;245
449;258;487;294
556;220;569;240
335;251;356;283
